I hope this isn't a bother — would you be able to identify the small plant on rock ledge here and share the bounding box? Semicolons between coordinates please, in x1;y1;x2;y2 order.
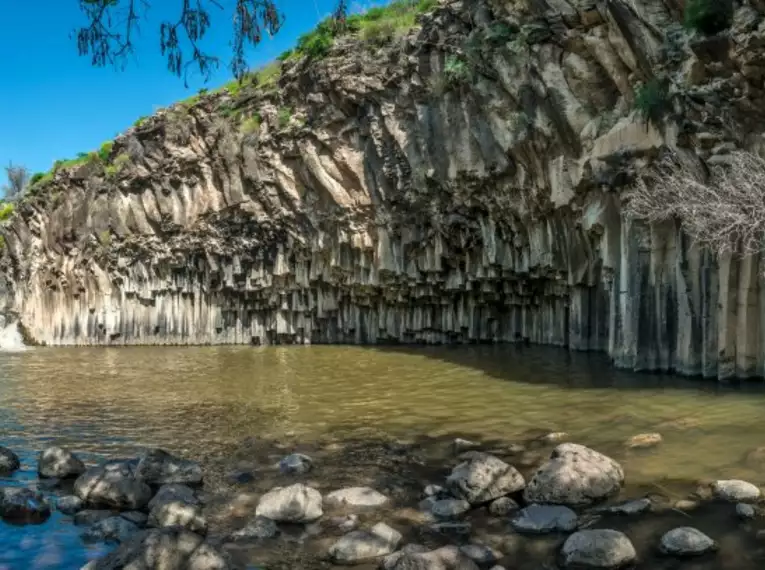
683;0;733;36
443;55;471;87
634;79;670;125
277;107;293;128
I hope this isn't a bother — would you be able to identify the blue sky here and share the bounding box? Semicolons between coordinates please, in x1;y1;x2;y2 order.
0;0;380;175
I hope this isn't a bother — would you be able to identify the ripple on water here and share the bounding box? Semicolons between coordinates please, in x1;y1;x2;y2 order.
2;345;765;567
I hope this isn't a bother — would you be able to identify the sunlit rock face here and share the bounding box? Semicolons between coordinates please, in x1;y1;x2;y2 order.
3;0;765;380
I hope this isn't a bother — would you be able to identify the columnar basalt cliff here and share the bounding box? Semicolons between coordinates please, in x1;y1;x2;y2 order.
3;0;765;379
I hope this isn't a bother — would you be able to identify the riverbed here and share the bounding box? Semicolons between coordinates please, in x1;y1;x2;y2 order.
3;344;765;568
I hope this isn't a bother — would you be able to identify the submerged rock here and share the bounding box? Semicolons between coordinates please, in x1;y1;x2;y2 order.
511;504;578;533
736;503;756;519
594;498;651;516
120;511;149;526
489;496;519;516
561;529;636;568
38;446;85;479
0;487;51;523
135;448;202;486
255;483;322;523
148;500;208;534
625;433;662;449
459;544;502;566
446;453;525;505
324;486;389;509
659;527;716;556
75;509;116;526
82;516;139;543
74;462;152;510
57;495;84;515
0;446;20;474
148;484;200;511
525;444;624;506
82;527;229;570
279;453;312;475
231;515;279;540
329;522;402;563
386;545;480;570
431;498;471;519
712;479;760;502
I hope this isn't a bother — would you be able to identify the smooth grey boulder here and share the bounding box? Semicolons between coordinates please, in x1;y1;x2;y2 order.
737;503;756;519
329;522;402;563
255;483;322;523
81;527;230;570
511;504;578;533
278;453;313;475
524;444;624;506
386;545;480;570
74;462;152;510
431;498;471;519
75;510;116;526
324;486;389;509
148;500;208;534
57;495;84;515
561;529;637;568
489;496;519;516
0;487;50;523
82;516;139;543
135;448;203;486
38;446;85;479
231;515;279;540
659;527;716;556
712;479;760;502
446;453;525;505
0;446;20;474
148;484;199;511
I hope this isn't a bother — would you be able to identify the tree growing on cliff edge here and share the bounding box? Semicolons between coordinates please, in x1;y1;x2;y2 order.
75;0;353;84
1;163;29;201
624;151;765;256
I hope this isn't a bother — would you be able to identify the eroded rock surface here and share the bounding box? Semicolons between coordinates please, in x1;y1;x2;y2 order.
5;0;765;382
39;446;85;479
447;453;524;505
74;462;153;510
255;483;323;523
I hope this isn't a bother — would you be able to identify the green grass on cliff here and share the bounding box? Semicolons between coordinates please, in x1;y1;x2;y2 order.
0;202;14;222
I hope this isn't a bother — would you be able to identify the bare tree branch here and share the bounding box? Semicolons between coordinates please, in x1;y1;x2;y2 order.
2;163;30;201
624;150;765;256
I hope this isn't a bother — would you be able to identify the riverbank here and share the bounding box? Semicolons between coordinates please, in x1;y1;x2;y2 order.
4;428;765;570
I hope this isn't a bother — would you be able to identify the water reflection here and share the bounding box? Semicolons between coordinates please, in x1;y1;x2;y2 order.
2;345;765;567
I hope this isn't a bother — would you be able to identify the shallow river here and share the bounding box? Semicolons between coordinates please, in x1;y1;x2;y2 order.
3;344;765;568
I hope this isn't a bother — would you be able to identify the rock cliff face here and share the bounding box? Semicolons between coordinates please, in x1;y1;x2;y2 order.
4;0;765;379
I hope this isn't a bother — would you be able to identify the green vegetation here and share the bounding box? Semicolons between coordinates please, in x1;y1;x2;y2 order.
683;0;733;35
634;79;670;124
29;173;46;187
134;116;149;128
98;230;111;247
0;202;14;222
240;113;262;135
444;55;471;86
98;141;114;162
277;107;293;128
105;153;131;177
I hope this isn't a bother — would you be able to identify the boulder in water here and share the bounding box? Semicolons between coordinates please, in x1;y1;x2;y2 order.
385;545;480;570
74;461;152;510
511;504;578;533
81;527;230;570
0;446;20;474
0;487;51;523
524;444;624;506
459;544;502;566
430;498;471;519
255;483;322;523
561;529;636;568
659;527;716;556
712;479;760;502
231;515;279;540
57;495;84;515
329;522;402;563
75;509;117;526
279;453;313;475
446;453;525;505
148;484;199;511
324;486;389;510
82;516;139;543
135;448;203;487
38;446;86;479
148;500;208;535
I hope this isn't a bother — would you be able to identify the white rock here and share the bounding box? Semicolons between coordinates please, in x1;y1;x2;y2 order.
324;486;389;509
446;453;525;505
524;444;623;506
561;529;637;568
148;500;207;534
659;527;716;556
255;484;322;523
329;522;402;563
712;479;760;502
511;504;578;533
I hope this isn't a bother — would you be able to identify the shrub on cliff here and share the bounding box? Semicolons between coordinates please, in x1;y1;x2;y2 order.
625;150;765;256
684;0;733;35
634;79;670;124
